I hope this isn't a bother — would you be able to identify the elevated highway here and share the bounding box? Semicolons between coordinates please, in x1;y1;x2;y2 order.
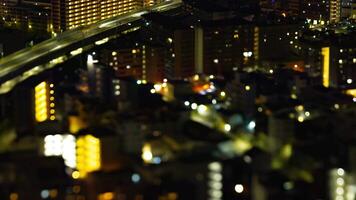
0;0;182;94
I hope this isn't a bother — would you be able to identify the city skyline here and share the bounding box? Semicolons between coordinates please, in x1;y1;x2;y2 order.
0;0;355;200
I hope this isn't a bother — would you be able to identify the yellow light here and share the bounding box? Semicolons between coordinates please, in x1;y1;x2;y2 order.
193;74;199;81
72;171;80;179
142;143;153;163
322;47;330;87
245;85;251;91
297;116;304;122
98;192;115;200
35;81;48;122
76;135;101;177
10;193;18;200
220;91;226;97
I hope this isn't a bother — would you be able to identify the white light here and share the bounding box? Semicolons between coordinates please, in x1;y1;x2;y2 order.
234;184;244;193
336;187;345;195
209;181;223;190
184;101;190;106
224;124;231;132
191;103;198;110
209;190;222;198
212;99;217;105
353;98;356;102
243;155;252;163
213;59;219;64
209;172;222;181
220;91;226;97
150;89;156;94
347;79;353;84
131;173;141;183
247;121;256;131
243;51;253;57
245;85;251;91
137;80;142;85
337;168;345;176
336;196;344;200
41;190;50;199
305;111;310;117
208;162;222;172
337;177;344;186
197;105;208;115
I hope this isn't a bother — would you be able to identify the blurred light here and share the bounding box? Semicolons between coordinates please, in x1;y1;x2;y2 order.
212;99;217;105
297;116;304;122
153;157;161;164
209;190;222;198
184;101;190;106
208;162;222;172
347;79;353;84
142;144;153;162
35;82;48;122
10;193;18;200
193;74;199;81
154;84;162;92
98;192;114;200
76;135;101;178
243;51;253;57
209;172;222;181
209;181;223;190
336;187;345;195
150;89;156;94
234;184;244;193
337;168;345;176
245;85;251;91
243;155;252;163
72;171;80;179
41;190;49;199
213;59;219;64
220;91;226;97
137;80;142;85
322;47;330;87
337;177;344;186
247;121;256;131
224;124;231;132
334;104;340;109
191;103;198;110
131;173;141;183
197;105;208;115
305;111;310;117
283;182;294;190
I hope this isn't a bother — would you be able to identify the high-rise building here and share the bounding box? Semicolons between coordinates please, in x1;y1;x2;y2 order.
51;0;144;32
0;0;52;32
100;45;169;83
301;25;356;88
